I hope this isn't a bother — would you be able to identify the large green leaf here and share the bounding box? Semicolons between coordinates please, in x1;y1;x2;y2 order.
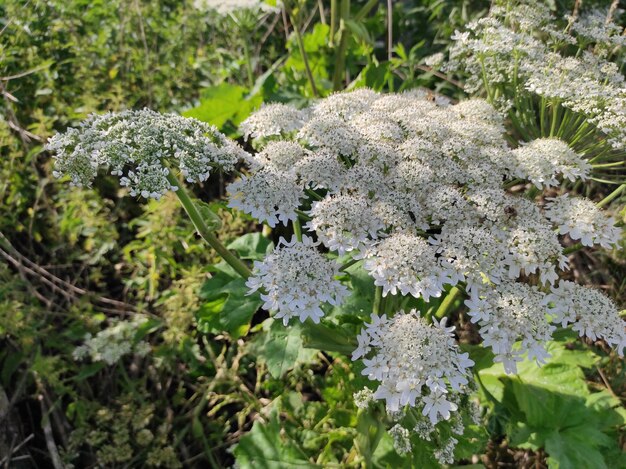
257;319;317;378
196;234;272;338
233;403;320;469
196;263;262;339
476;340;625;469
183;83;262;130
227;233;273;260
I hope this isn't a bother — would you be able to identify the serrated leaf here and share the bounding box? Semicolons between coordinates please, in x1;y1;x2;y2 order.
183;83;262;130
196;261;262;338
227;233;273;260
233;403;320;468
259;320;317;378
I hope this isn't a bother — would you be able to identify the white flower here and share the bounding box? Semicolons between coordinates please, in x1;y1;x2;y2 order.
389;424;412;455
422;392;459;425
511;139;590;188
46;109;247;199
72;315;151;365
297;116;363;156
465;282;555;373
354;311;473;420
293;149;347;193
363;232;457;301
545;195;622;248
547;281;626;356
246;235;349;325
305;194;385;255
227;168;303;227
248;141;307;172
194;0;280;15
239;103;309;141
312;88;380;120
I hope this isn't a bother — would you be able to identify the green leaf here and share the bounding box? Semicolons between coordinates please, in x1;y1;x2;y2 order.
196;261;262;339
331;261;374;320
477;339;624;469
300;321;355;354
345;19;373;46
258;320;317;378
183;83;262;130
233;402;320;468
227;233;273;260
544;429;609;469
193;199;222;231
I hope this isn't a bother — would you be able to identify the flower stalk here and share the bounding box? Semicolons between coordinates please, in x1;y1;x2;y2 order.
165;172;252;279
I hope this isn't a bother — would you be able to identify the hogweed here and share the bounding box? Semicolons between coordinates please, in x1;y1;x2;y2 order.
48;88;625;460
444;0;626;180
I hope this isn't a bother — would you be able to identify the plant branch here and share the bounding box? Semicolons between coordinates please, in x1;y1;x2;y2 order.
166;172;251;279
434;286;461;320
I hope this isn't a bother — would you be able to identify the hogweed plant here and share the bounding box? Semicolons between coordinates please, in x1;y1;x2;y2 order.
444;0;626;187
47;88;625;463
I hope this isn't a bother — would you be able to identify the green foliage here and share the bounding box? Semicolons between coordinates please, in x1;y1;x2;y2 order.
475;340;626;469
183;83;263;134
234;401;321;468
197;233;271;338
1;0;623;467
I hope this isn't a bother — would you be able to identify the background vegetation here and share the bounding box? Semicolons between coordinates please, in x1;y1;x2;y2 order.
0;0;624;467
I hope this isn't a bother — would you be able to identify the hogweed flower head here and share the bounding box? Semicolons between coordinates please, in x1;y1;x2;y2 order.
354;311;474;421
194;0;280;16
465;282;555;373
246;235;349;325
545;195;621;249
73;315;151;365
232;88;622;363
47;109;247;199
547;281;626;355
446;0;626;152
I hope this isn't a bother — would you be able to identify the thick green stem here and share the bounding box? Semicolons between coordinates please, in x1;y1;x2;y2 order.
373;286;383;315
434;286;461;320
332;0;350;91
354;0;378;21
329;0;338;46
166;172;252;279
286;3;319;97
597;183;625;208
293;218;303;242
242;38;255;88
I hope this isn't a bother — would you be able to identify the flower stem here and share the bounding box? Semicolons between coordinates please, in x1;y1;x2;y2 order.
166;172;252;279
242;37;255;89
434;286;461;320
285;3;319;97
597;183;625;208
332;0;350;91
293;218;303;242
339;258;359;272
563;243;583;255
373;286;383;315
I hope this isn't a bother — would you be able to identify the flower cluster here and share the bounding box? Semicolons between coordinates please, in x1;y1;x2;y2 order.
194;0;280;15
545;195;622;249
236;89;623;364
354;311;474;422
446;0;626;152
73;315;151;365
511;138;591;189
465;283;555;373
547;281;626;355
246;236;349;325
46;109;247;199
